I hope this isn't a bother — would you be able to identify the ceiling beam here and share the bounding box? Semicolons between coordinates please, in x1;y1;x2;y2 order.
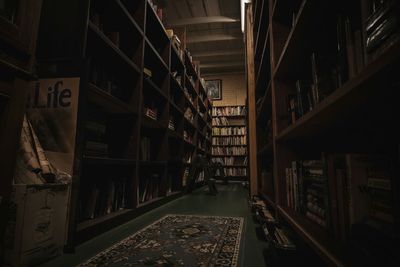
187;34;242;44
168;16;239;27
192;49;243;57
200;61;244;68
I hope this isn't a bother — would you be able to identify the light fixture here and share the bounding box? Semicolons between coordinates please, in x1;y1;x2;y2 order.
240;0;251;32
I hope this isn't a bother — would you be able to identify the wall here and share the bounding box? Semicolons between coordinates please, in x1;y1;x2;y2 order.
204;73;246;106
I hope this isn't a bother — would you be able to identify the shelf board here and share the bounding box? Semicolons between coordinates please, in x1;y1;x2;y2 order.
88;22;141;75
260;192;276;209
166;191;182;197
83;156;136;166
88;83;135;114
77;209;132;232
277;205;345;267
276;41;400;144
143;77;168;100
257;142;273;156
170;101;184;115
138;196;164;208
115;0;144;35
167;129;183;140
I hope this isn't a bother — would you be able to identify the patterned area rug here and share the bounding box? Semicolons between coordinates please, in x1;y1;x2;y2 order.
78;214;244;266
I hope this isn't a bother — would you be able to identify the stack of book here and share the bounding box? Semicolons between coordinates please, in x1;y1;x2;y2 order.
145;105;158;121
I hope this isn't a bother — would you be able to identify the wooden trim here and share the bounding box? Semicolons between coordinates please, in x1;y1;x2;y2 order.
245;3;258;197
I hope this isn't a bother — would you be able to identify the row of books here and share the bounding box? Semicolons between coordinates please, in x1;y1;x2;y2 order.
212;117;229;126
139;173;161;204
212;157;247;166
212;106;246;116
285;153;394;241
212;147;247;156
285;159;329;229
224;168;247;177
212;127;246;136
80;178;128;220
212;136;247;146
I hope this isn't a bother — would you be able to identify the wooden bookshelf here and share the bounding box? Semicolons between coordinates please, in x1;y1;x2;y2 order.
246;0;400;266
36;0;212;248
211;105;248;180
0;0;43;255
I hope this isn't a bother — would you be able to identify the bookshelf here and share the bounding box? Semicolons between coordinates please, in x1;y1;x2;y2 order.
36;0;212;249
247;0;400;266
211;105;248;181
0;0;43;252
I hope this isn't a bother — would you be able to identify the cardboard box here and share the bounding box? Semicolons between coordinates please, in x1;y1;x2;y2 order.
4;184;70;266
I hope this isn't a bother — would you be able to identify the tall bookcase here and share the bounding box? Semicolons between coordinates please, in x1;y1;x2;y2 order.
211;105;248;181
0;0;43;259
247;0;399;266
36;0;212;249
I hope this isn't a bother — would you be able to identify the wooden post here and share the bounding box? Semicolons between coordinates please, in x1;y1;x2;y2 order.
245;3;258;197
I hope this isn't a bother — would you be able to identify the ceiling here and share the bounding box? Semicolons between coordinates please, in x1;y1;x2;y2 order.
161;0;245;76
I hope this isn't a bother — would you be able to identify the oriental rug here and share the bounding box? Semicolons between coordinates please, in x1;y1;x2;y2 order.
78;214;244;266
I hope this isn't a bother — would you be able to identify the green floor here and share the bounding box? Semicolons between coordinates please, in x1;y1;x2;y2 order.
41;183;269;267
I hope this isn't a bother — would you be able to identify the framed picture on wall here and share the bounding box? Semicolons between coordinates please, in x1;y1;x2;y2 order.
205;79;222;100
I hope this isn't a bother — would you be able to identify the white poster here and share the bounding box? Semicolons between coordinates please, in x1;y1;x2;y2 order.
26;78;80;176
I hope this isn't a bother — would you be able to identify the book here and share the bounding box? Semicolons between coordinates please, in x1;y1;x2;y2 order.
144;67;152;78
